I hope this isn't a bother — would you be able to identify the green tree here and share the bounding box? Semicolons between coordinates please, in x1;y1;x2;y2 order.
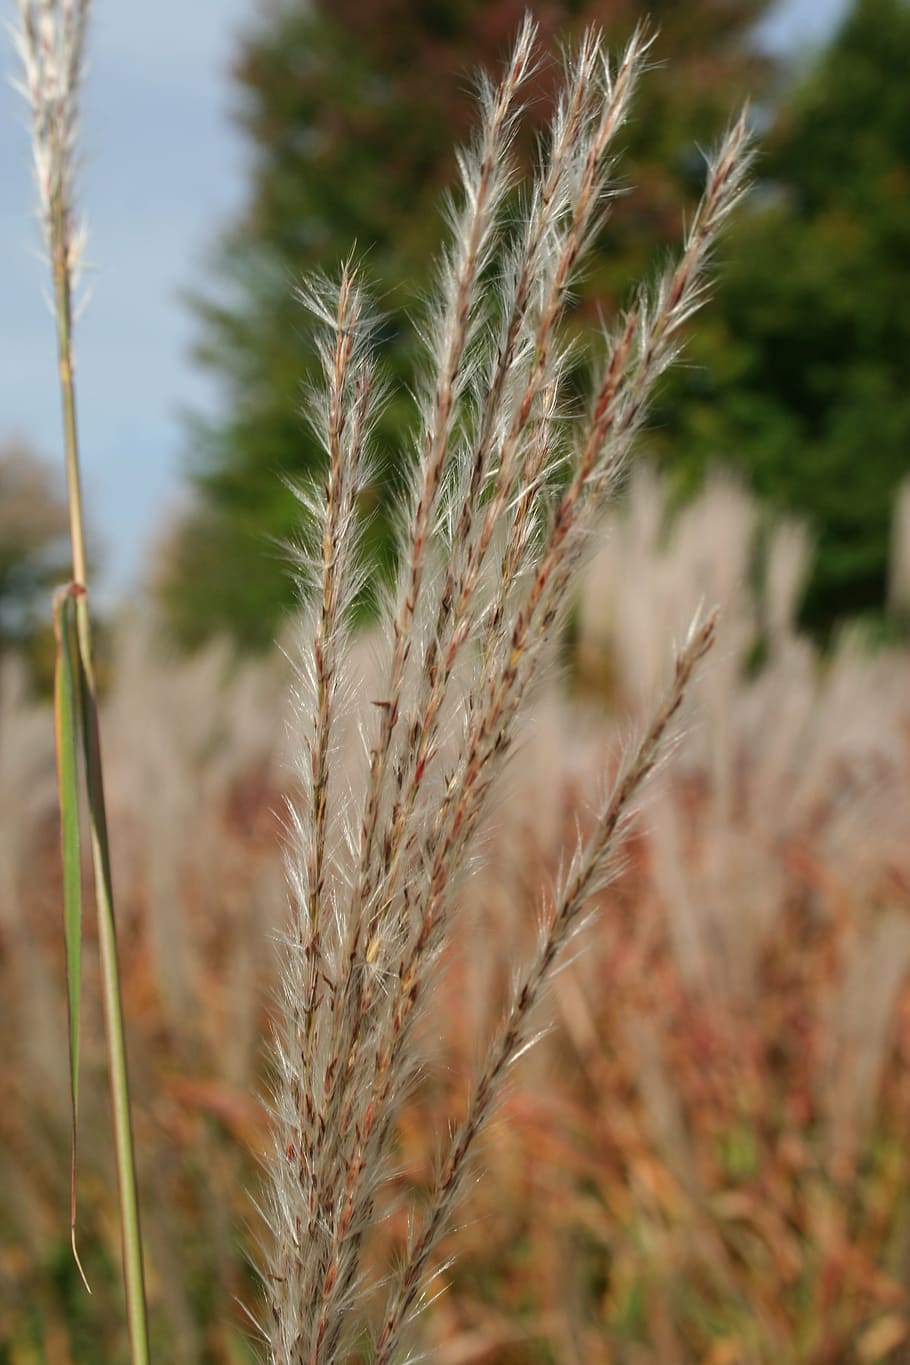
162;0;772;650
656;0;910;628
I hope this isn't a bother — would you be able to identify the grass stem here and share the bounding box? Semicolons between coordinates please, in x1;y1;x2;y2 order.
51;181;151;1365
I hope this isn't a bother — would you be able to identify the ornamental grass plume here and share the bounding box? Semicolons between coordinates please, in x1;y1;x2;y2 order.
266;17;752;1363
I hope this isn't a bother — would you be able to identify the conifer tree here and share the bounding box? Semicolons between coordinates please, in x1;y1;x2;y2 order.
162;0;771;649
657;0;910;628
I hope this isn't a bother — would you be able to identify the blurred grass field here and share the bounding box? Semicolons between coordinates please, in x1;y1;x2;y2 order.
3;471;910;1364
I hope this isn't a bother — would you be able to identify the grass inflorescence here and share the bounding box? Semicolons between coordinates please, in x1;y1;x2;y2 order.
266;19;751;1363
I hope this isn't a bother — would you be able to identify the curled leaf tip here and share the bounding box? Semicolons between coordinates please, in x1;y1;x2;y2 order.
71;1226;92;1295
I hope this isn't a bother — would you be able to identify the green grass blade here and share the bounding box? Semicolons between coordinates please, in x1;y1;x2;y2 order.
73;590;149;1359
53;583;91;1293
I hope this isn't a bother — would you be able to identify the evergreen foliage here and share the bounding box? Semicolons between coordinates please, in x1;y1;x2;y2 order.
657;0;910;629
162;0;771;649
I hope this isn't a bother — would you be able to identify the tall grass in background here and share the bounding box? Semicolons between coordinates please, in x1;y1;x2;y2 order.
3;475;910;1360
14;1;149;1360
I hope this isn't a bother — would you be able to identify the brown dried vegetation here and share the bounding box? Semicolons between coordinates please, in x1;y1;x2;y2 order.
2;472;909;1362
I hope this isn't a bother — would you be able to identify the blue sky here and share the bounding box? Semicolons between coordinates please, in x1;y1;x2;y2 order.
1;0;850;603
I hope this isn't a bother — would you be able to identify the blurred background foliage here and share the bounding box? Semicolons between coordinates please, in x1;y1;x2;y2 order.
0;442;72;683
656;0;910;632
6;470;910;1362
156;0;775;650
152;0;910;652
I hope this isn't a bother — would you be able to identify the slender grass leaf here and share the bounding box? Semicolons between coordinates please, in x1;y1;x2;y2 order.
53;582;91;1293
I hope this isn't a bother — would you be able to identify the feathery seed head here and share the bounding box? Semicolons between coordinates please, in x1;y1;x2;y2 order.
15;0;91;281
266;20;751;1362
